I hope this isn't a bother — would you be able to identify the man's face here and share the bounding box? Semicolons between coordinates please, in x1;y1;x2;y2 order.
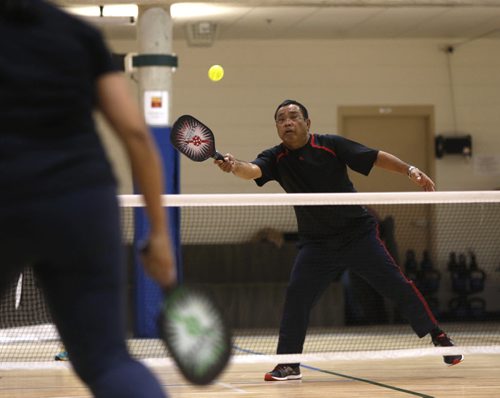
275;104;310;150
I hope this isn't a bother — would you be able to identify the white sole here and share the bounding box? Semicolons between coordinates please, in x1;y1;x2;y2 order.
265;374;302;381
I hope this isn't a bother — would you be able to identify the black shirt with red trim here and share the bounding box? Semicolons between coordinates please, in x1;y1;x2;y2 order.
252;133;379;245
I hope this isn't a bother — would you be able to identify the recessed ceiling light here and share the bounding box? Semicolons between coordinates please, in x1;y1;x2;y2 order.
64;4;137;18
170;3;233;19
65;6;100;17
103;4;138;18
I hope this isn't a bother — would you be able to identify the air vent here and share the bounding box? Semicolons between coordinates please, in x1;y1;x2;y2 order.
185;21;217;47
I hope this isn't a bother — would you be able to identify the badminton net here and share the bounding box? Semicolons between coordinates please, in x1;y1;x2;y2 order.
1;191;499;363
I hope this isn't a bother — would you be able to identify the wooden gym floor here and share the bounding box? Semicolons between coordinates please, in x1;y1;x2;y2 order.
1;354;499;398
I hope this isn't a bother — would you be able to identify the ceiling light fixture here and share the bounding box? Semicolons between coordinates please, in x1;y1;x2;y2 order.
170;3;233;19
64;4;137;19
64;4;137;25
65;6;100;17
103;4;138;18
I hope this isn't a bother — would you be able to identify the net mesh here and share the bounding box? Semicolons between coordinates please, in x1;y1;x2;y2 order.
1;192;500;363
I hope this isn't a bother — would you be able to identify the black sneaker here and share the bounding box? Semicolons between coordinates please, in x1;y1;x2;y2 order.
264;364;302;381
432;332;464;366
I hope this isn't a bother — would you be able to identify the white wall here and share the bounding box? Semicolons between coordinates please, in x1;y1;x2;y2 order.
106;37;500;310
108;37;500;194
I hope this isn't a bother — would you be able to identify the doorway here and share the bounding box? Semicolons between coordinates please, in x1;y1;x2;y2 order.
338;105;436;264
338;105;437;324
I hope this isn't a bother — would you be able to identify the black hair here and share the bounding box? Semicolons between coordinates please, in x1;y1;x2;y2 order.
0;0;38;23
274;99;309;121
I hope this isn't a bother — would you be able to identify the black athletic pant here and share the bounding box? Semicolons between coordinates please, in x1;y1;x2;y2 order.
277;226;438;355
0;186;167;398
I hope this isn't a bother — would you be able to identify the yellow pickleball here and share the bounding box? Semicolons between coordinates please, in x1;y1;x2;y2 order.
208;64;224;82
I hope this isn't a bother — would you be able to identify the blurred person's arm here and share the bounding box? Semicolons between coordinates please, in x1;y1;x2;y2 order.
96;72;176;288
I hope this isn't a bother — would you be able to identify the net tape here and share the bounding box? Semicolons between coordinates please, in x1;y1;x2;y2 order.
119;191;500;207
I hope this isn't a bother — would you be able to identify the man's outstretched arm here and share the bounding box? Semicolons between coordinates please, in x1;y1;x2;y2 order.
214;153;262;180
374;150;435;191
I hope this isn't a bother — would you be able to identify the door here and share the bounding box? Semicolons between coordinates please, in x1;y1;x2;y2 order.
338;105;435;265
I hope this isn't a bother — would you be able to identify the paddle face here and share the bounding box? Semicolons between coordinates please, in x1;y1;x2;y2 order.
139;241;231;384
159;285;231;385
170;115;224;162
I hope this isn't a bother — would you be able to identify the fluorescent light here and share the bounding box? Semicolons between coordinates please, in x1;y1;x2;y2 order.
85;16;135;26
103;4;138;18
65;6;100;17
64;4;137;18
170;3;233;19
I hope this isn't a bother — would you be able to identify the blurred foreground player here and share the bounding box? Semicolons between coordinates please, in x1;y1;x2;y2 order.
0;1;175;396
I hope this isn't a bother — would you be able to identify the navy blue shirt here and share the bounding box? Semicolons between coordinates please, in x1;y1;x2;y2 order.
0;0;118;203
252;133;379;245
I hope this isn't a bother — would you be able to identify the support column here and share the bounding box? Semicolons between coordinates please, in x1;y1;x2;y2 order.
134;5;180;337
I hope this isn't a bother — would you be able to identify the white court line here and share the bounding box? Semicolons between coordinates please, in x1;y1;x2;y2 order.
3;346;498;370
230;345;500;364
217;382;248;394
0;323;59;343
0;362;71;370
